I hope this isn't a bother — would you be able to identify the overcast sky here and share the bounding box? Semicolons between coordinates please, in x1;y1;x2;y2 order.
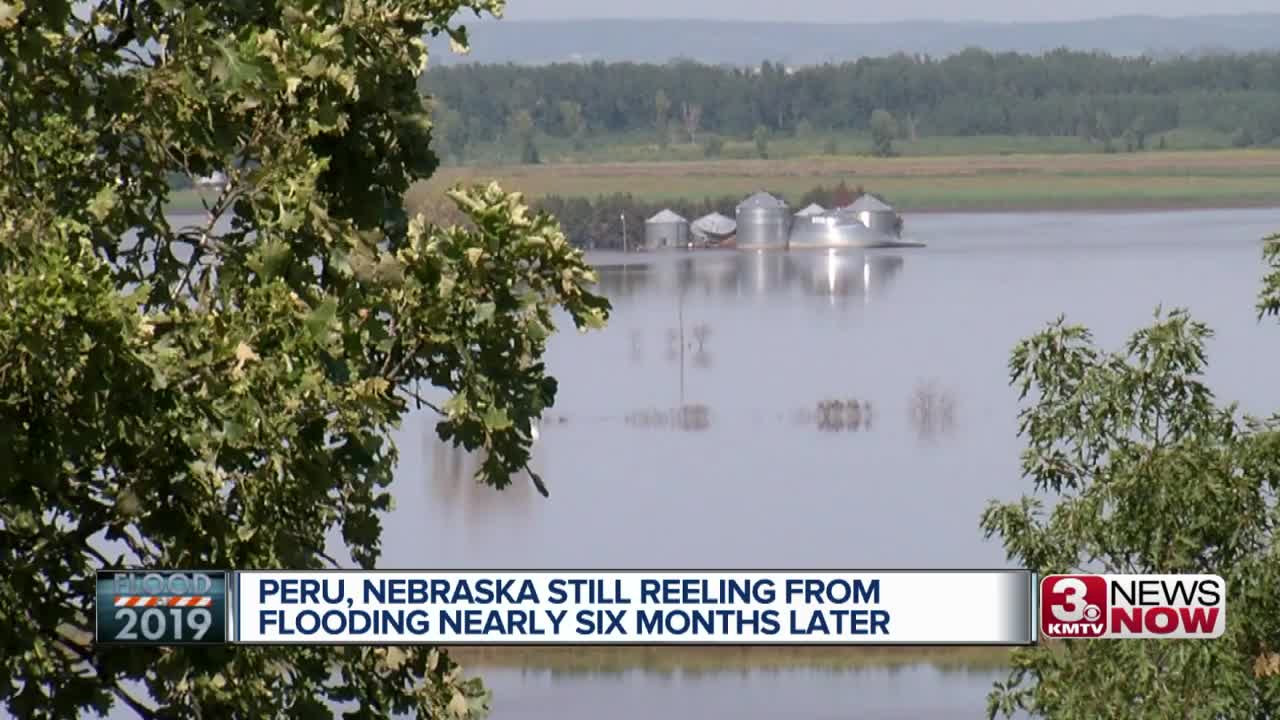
496;1;1278;23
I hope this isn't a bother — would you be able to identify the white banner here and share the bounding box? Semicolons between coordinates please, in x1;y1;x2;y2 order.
233;570;1035;645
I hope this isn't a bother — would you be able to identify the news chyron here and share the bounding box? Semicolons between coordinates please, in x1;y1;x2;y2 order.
96;570;231;645
1039;574;1226;639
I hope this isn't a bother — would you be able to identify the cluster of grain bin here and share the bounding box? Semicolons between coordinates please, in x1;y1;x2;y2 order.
634;192;905;253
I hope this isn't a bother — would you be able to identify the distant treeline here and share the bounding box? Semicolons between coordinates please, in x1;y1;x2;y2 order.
420;49;1280;158
536;181;877;249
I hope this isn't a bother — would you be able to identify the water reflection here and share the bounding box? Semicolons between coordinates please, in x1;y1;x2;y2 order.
591;250;907;303
809;399;874;433
623;404;712;432
908;381;958;442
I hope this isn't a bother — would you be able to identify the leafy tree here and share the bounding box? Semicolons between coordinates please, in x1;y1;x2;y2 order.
753;125;770;159
982;238;1280;718
681;101;702;144
0;1;609;719
557;100;586;151
823;136;839;155
703;134;724;158
870;109;898;157
508;109;539;164
1233;127;1255;148
431;100;471;163
421;50;1280;147
655;89;671;149
1131;114;1147;150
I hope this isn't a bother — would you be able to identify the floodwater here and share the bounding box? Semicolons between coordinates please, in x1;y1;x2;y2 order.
382;208;1280;718
78;208;1280;719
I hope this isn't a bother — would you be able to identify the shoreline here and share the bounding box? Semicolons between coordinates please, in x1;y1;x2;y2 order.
901;197;1280;215
164;195;1280;217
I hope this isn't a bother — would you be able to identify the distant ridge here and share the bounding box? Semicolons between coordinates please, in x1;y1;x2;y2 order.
428;14;1280;66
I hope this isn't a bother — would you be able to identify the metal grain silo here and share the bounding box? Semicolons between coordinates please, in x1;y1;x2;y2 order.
735;191;791;250
795;202;826;217
643;209;689;250
789;209;877;249
847;194;899;236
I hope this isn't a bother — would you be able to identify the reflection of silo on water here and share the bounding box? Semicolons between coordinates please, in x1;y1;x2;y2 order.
695;252;743;293
643;209;689;250
736;248;790;295
735;191;790;250
593;261;657;299
786;252;906;299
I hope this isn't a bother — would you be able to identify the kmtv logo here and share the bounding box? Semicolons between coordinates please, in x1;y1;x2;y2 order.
1040;574;1226;639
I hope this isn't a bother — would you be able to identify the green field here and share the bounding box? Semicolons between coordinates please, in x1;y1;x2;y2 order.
448;645;1013;674
446;129;1251;167
165;148;1280;215
409;148;1280;213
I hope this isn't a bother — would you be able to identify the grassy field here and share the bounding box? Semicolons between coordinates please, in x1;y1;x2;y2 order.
450;129;1249;166
448;645;1013;674
165;148;1280;214
408;148;1280;212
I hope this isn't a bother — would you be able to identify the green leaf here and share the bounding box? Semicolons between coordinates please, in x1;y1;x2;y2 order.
0;1;25;29
88;185;116;221
305;298;338;341
482;407;511;431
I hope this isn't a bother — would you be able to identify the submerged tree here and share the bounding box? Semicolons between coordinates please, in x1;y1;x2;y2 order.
982;236;1280;718
0;0;608;718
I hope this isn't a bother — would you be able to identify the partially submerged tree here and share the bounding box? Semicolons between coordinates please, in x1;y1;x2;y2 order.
983;236;1280;718
0;0;608;718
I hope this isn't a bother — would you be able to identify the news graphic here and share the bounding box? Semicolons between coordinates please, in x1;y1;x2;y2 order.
1040;574;1226;639
234;570;1037;645
95;570;231;645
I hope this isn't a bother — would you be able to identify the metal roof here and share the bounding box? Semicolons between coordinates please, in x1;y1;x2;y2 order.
795;202;826;216
646;209;687;224
737;191;787;210
692;212;737;235
847;194;893;212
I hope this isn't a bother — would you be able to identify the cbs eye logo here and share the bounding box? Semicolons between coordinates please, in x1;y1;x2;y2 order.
1040;575;1107;638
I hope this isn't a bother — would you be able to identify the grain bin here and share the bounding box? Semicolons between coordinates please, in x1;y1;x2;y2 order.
691;212;737;245
735;191;791;249
789;209;877;249
643;209;689;250
794;202;826;217
846;194;899;235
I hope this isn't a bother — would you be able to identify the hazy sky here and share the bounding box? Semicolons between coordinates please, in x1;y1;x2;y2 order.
496;1;1278;23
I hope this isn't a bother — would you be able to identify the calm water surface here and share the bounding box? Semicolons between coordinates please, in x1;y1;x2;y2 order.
381;209;1280;719
84;209;1280;719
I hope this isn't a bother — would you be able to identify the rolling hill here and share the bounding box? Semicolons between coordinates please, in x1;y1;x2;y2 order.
427;14;1280;66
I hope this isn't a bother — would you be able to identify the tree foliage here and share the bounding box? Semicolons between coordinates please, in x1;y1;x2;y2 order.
0;0;609;717
421;51;1280;154
869;109;898;157
981;241;1280;717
